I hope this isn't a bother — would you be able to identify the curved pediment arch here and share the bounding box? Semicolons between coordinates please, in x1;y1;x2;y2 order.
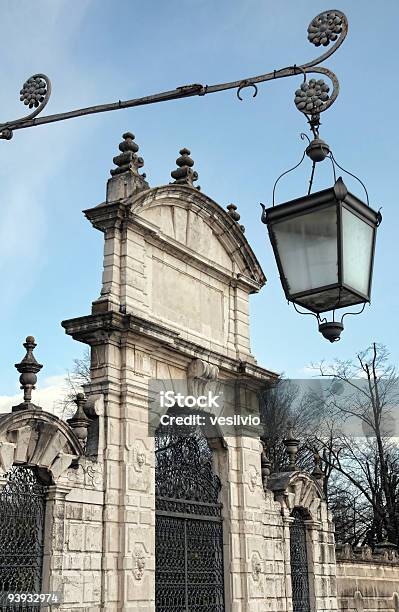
268;471;324;520
0;409;82;483
130;184;266;289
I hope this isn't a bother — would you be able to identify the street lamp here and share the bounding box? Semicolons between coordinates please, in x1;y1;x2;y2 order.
0;10;377;340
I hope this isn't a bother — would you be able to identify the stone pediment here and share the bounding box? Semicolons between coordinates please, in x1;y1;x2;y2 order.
0;409;82;482
84;172;268;357
130;184;266;288
268;470;324;519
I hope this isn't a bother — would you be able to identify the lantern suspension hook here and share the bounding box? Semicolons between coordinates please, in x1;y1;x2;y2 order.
272;149;307;206
328;151;370;207
327;153;337;183
271;129;331;204
0;9;348;140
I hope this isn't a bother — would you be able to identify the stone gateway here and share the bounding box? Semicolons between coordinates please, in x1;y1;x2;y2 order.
0;134;398;611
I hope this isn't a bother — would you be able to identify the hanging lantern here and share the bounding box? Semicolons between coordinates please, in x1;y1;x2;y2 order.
261;138;382;342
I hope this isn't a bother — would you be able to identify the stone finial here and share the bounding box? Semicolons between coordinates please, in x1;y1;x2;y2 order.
171;148;199;188
227;204;245;233
227;203;240;221
312;451;324;480
12;336;43;412
67;393;91;446
260;442;272;490
110;132;147;178
283;421;300;471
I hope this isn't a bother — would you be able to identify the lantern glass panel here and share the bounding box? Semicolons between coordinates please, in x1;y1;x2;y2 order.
342;207;374;297
272;206;338;295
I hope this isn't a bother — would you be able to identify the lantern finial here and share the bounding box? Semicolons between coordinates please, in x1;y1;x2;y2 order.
318;321;344;342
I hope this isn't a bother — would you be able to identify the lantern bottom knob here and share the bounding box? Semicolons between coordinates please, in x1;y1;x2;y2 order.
318;321;344;342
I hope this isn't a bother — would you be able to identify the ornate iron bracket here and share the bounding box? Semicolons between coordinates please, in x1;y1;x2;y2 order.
0;10;347;141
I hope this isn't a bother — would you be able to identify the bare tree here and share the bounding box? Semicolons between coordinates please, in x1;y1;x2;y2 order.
260;377;326;474
314;343;399;547
55;349;91;420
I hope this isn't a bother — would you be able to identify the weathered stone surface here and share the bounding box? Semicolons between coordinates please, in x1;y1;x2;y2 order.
336;557;399;611
15;151;374;611
0;410;81;479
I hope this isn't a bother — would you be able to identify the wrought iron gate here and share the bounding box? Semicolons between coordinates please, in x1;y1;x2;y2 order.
155;429;225;612
290;508;311;612
0;466;46;610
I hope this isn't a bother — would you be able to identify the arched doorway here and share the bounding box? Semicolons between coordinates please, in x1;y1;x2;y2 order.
290;508;311;612
0;466;46;605
155;425;225;611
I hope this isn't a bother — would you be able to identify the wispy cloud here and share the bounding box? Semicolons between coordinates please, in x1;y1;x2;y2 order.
0;0;95;316
0;375;67;415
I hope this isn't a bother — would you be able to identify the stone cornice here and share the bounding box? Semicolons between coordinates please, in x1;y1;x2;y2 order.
83;200;127;232
336;543;399;565
62;310;278;382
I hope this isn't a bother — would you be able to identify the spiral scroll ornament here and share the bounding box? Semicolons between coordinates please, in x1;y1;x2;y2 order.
0;73;51;140
294;79;330;114
20;76;49;109
307;11;343;47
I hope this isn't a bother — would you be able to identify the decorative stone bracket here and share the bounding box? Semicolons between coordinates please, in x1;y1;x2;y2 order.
187;358;219;397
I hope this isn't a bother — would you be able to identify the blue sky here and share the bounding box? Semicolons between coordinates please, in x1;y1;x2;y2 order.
0;0;398;407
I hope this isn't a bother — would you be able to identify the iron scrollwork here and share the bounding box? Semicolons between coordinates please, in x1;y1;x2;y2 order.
155;430;225;611
0;466;46;611
0;10;347;141
290;508;311;612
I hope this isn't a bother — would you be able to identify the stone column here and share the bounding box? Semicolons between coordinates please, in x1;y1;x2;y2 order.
223;434;268;612
42;484;72;601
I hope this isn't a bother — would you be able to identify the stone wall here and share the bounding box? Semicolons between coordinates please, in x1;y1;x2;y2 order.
0;398;106;611
336;545;399;611
266;471;338;612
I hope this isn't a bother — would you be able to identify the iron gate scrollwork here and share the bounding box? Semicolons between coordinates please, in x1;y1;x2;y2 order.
155;428;225;612
0;466;46;611
290;508;311;612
